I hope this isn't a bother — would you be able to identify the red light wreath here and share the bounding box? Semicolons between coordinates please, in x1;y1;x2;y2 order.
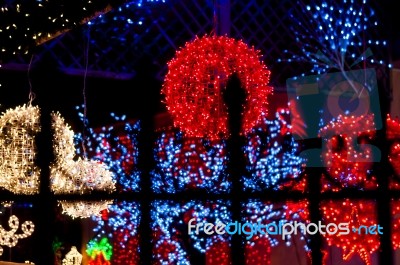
162;35;273;139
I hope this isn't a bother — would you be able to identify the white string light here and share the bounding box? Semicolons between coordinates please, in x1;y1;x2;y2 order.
0;215;35;256
0;104;115;218
59;200;113;219
0;104;41;194
50;111;78;180
52;157;115;219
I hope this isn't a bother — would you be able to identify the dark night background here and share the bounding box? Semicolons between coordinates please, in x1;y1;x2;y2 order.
1;1;400;264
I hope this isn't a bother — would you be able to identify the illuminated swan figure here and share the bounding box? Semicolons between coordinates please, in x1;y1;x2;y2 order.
0;104;115;218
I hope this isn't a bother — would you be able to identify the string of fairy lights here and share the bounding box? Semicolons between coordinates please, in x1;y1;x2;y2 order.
86;237;113;263
0;215;35;257
319;114;378;191
0;0;398;264
75;106;141;192
76;109;309;264
162;35;272;140
0;104;41;195
1;104;400;264
243;108;304;191
87;0;166;31
62;246;83;265
76;31;396;265
0;0;167;89
0;0;117;59
279;0;391;78
0;0;163;56
152;131;230;193
90;201;141;264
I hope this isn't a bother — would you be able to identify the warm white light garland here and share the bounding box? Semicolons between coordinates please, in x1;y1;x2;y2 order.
52;158;115;219
0;104;115;218
51;111;76;168
0;104;41;194
58;200;113;219
0;215;35;256
50;110;115;218
51;158;115;195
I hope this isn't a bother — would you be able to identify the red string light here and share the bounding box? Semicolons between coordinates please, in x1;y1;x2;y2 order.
245;237;271;265
162;35;272;139
386;114;400;139
387;115;400;180
206;240;231;265
112;228;139;264
88;253;111;265
386;116;400;251
391;200;400;250
283;198;384;265
153;238;178;264
321;200;379;265
319;114;377;191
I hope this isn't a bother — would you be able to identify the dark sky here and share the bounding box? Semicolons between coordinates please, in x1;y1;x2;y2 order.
0;53;165;131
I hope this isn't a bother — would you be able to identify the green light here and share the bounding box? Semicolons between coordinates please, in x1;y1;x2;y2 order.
86;237;113;261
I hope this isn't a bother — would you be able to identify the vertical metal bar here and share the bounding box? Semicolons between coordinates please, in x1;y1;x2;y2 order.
31;55;61;265
135;58;160;265
138;116;154;265
224;73;246;265
307;166;323;265
35;102;56;265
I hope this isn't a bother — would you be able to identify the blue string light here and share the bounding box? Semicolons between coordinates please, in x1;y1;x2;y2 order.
151;130;230;193
87;0;166;28
90;201;141;262
280;0;390;77
243;109;305;191
79;108;307;261
152;200;231;257
75;105;141;191
243;200;310;251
